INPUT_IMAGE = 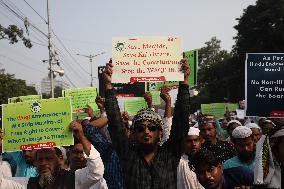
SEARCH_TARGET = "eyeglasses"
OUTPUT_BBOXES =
[134,123,159,133]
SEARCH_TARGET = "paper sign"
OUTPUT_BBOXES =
[146,49,198,90]
[2,97,73,152]
[149,91,161,105]
[63,88,99,113]
[201,103,239,118]
[8,95,42,104]
[112,36,183,83]
[124,98,147,116]
[245,53,284,117]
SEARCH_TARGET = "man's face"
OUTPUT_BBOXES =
[184,135,201,155]
[262,123,273,134]
[200,123,217,143]
[133,120,161,146]
[227,123,240,137]
[251,128,262,143]
[68,143,87,171]
[195,164,223,189]
[233,136,255,162]
[23,149,37,165]
[35,149,59,176]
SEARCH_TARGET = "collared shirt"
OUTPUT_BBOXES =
[83,124,124,189]
[177,154,204,189]
[223,156,255,171]
[0,145,106,189]
[105,84,190,189]
[201,139,236,163]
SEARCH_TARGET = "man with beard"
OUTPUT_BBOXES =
[0,121,105,189]
[103,59,190,189]
[223,126,256,171]
[177,127,204,189]
[199,116,236,163]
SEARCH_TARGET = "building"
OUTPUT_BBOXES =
[40,76,70,94]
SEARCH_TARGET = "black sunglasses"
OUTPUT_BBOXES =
[134,123,159,133]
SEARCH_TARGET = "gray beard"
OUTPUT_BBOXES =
[39,174,55,188]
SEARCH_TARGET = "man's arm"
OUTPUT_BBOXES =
[69,121,105,188]
[166,59,190,157]
[103,60,129,159]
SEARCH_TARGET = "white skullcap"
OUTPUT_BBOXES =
[227,120,242,127]
[83,117,91,120]
[263,119,276,127]
[271,128,284,138]
[187,127,200,136]
[245,123,261,130]
[232,126,252,139]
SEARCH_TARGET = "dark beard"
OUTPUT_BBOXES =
[238,151,255,162]
[39,174,55,188]
[137,143,155,154]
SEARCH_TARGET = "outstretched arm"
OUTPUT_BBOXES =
[166,59,190,157]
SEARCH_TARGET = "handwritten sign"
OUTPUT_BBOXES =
[2,97,73,152]
[8,95,42,104]
[63,88,99,113]
[112,36,183,83]
[246,53,284,117]
[124,98,147,116]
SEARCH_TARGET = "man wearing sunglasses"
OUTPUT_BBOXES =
[103,58,190,189]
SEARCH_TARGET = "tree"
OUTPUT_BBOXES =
[42,86,63,99]
[233,0,284,54]
[0,69,37,105]
[0,24,32,48]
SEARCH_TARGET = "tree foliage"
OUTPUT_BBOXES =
[0,24,32,48]
[0,69,37,105]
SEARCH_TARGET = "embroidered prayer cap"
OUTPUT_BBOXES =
[197,115,215,126]
[132,108,163,128]
[187,127,200,136]
[227,120,242,128]
[245,123,261,130]
[232,126,252,139]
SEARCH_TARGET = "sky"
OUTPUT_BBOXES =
[0,0,257,90]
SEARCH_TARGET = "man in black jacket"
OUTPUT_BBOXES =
[103,58,190,189]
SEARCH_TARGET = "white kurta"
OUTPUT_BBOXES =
[0,145,107,189]
[177,154,204,189]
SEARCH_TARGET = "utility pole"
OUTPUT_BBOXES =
[47,0,54,98]
[77,52,105,87]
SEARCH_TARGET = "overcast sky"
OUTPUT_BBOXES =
[0,0,257,89]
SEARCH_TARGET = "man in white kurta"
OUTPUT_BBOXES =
[177,127,204,189]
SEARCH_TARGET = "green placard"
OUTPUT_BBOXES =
[149,91,161,105]
[147,50,198,91]
[201,103,239,118]
[124,98,147,116]
[63,88,99,113]
[8,95,42,104]
[2,97,73,152]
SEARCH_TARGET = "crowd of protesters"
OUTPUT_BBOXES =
[0,58,283,189]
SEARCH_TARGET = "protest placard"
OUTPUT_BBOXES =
[8,95,42,104]
[63,88,99,113]
[112,36,183,83]
[246,53,284,117]
[201,103,239,118]
[98,66,145,97]
[124,97,147,116]
[146,49,198,90]
[2,97,73,152]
